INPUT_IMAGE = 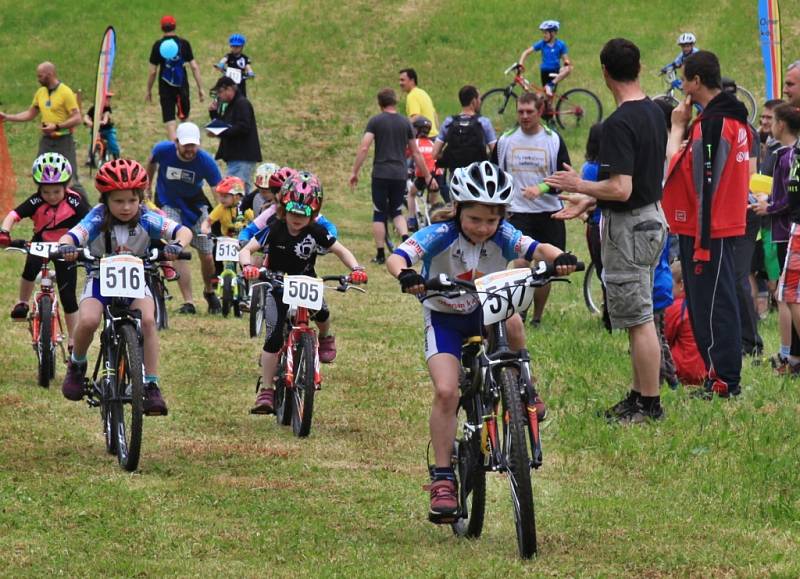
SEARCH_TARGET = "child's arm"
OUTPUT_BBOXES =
[518,46,534,68]
[0,211,17,233]
[101,111,111,126]
[173,225,193,248]
[83,112,93,127]
[245,64,255,77]
[387,253,426,295]
[532,242,578,276]
[328,241,362,271]
[239,237,261,268]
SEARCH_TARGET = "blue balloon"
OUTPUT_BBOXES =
[159,38,179,60]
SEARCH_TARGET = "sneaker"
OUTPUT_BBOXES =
[177,303,196,315]
[691,380,742,400]
[407,217,419,232]
[161,264,180,281]
[204,291,222,314]
[602,391,639,422]
[61,360,87,401]
[143,382,169,416]
[250,387,275,415]
[530,317,541,328]
[427,479,458,521]
[318,335,337,363]
[10,302,29,320]
[771,354,800,377]
[615,400,664,424]
[370,254,386,265]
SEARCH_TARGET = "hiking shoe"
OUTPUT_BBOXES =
[250,387,275,415]
[161,263,180,281]
[427,479,458,521]
[602,392,639,422]
[318,335,337,363]
[143,383,169,416]
[615,400,664,424]
[61,360,87,401]
[177,303,196,315]
[370,254,386,265]
[10,302,29,320]
[204,291,222,314]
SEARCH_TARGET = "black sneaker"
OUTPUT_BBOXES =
[204,292,222,314]
[602,391,639,421]
[143,382,168,416]
[10,302,29,320]
[370,255,386,265]
[178,303,197,315]
[615,400,664,424]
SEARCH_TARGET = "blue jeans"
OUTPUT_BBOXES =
[100,127,120,157]
[226,161,256,194]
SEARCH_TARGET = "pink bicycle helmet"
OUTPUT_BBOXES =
[280,171,323,216]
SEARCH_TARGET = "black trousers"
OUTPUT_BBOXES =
[733,211,763,355]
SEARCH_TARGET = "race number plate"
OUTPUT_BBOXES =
[215,237,240,262]
[29,242,60,258]
[474,268,534,325]
[225,67,242,84]
[283,275,324,310]
[99,255,145,299]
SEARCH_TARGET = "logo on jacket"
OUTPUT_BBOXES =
[675,210,687,223]
[737,128,748,147]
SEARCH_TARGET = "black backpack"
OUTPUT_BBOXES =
[439,114,487,170]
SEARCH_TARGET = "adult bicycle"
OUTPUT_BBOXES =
[5,240,69,388]
[481,63,603,138]
[249,269,365,437]
[422,261,583,558]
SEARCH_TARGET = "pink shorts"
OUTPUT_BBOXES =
[778,223,800,303]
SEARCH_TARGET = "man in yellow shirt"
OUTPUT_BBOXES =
[0,62,86,197]
[399,68,439,138]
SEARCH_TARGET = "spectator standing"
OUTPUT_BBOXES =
[432,85,497,175]
[399,68,439,137]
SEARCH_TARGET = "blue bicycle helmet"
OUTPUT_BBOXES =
[229,33,246,47]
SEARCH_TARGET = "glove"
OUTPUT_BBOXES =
[163,242,183,259]
[0,231,10,247]
[242,265,260,280]
[59,244,80,261]
[554,252,578,269]
[349,266,368,284]
[398,268,425,292]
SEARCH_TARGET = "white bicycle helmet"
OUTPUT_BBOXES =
[539,20,560,31]
[450,162,513,205]
[677,32,696,45]
[254,162,280,189]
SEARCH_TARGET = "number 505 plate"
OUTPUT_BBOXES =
[283,275,324,310]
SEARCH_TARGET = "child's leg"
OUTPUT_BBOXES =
[427,353,460,468]
[72,298,103,358]
[260,351,280,388]
[102,127,121,158]
[407,184,419,217]
[132,297,158,376]
[18,278,35,304]
[54,259,79,343]
[506,313,526,351]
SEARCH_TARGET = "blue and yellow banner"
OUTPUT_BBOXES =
[758,0,782,100]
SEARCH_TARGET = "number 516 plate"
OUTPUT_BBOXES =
[100,255,146,299]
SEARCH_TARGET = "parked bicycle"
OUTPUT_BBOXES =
[481,63,602,139]
[70,247,190,471]
[422,261,583,558]
[5,240,69,388]
[249,269,365,437]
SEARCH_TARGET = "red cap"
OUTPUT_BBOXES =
[160,15,176,30]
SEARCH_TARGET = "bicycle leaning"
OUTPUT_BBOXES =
[422,261,583,559]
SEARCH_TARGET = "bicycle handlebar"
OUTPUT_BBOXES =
[424,261,585,295]
[57,247,192,264]
[505,62,523,75]
[253,269,366,293]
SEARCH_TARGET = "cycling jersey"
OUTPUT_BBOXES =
[406,136,441,177]
[533,39,568,72]
[208,203,253,237]
[11,189,89,242]
[670,47,699,70]
[238,205,337,245]
[68,204,183,260]
[393,220,538,314]
[257,220,336,276]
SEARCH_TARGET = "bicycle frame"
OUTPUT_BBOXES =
[282,305,322,391]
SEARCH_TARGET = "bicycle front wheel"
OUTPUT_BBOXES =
[583,262,603,315]
[452,393,486,539]
[481,88,518,135]
[735,86,758,124]
[291,332,316,437]
[499,367,537,558]
[112,324,144,471]
[37,296,53,388]
[249,284,265,338]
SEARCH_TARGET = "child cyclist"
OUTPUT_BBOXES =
[215,33,254,97]
[201,176,254,238]
[240,172,367,414]
[386,161,577,521]
[240,162,280,216]
[406,116,445,231]
[661,33,698,74]
[517,20,572,96]
[83,92,121,161]
[58,159,192,414]
[0,153,90,345]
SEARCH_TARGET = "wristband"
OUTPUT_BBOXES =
[537,183,551,195]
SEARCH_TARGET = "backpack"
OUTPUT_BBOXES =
[439,114,487,170]
[160,40,186,87]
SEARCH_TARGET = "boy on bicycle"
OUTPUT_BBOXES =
[83,92,121,162]
[661,33,698,74]
[517,20,572,96]
[406,116,444,231]
[386,161,576,521]
[215,33,254,97]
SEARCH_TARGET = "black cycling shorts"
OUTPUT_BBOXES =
[159,83,191,123]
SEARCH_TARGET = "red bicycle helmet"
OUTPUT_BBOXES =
[215,176,246,196]
[280,171,323,216]
[95,159,150,195]
[268,166,298,189]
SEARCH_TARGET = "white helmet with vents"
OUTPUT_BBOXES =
[450,162,513,206]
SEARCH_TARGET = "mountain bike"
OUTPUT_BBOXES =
[206,235,248,318]
[147,262,172,330]
[422,261,583,558]
[481,63,603,138]
[250,269,366,437]
[70,247,190,471]
[5,240,69,388]
[655,65,758,124]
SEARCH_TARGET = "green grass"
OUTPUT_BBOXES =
[2,0,800,575]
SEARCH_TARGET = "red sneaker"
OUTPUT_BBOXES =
[250,387,275,414]
[318,335,337,363]
[427,479,458,520]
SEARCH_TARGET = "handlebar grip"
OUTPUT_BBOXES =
[10,239,28,249]
[177,251,192,261]
[575,261,586,272]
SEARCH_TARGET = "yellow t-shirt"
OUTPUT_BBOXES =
[209,204,254,237]
[31,83,79,137]
[405,87,439,137]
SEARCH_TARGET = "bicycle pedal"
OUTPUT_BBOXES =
[428,511,459,525]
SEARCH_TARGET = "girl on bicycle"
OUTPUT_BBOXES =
[240,162,280,216]
[239,171,367,414]
[386,161,576,521]
[0,153,90,344]
[58,159,192,415]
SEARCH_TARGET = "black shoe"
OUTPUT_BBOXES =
[143,383,169,416]
[10,302,29,320]
[204,292,222,314]
[690,382,742,400]
[615,400,664,424]
[602,392,639,421]
[178,303,197,315]
[370,255,386,265]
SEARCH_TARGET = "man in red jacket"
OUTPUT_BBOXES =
[663,51,751,398]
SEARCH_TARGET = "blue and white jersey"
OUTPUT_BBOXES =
[394,220,538,314]
[68,204,182,259]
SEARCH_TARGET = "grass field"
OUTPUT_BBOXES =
[2,1,800,575]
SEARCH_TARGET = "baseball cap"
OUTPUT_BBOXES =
[176,122,201,145]
[161,15,176,31]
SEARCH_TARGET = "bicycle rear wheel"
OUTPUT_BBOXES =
[222,276,233,317]
[249,284,265,338]
[583,262,603,315]
[291,332,316,437]
[112,324,144,471]
[555,88,602,131]
[499,366,537,558]
[37,296,53,388]
[481,88,518,135]
[451,393,486,539]
[735,86,758,124]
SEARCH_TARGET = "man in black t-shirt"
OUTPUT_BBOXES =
[546,38,668,424]
[145,15,205,141]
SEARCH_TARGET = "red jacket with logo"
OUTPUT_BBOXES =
[662,92,751,261]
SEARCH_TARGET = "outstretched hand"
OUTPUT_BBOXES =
[544,163,581,193]
[552,192,595,221]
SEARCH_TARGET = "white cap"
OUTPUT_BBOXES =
[176,122,201,145]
